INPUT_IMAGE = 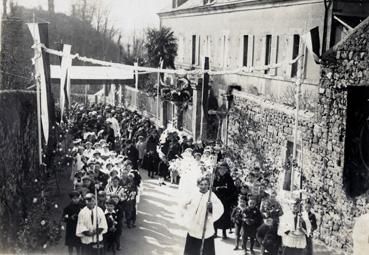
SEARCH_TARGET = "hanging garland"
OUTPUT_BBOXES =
[160,77,193,107]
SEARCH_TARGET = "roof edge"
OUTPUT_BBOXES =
[157,0,321,17]
[323,15,369,57]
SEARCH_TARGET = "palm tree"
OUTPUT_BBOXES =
[145,26,178,69]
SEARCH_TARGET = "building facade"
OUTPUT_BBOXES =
[159,0,369,103]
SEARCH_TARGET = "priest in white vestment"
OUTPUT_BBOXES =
[353,203,369,255]
[76,193,108,255]
[182,176,224,255]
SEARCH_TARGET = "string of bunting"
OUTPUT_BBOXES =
[33,43,303,76]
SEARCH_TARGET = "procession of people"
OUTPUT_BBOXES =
[60,103,322,255]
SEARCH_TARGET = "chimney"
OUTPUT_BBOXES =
[48,0,54,13]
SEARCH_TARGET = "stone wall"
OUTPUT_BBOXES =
[227,17,369,253]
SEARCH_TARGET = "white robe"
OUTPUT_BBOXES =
[353,213,369,255]
[182,190,224,239]
[76,206,108,244]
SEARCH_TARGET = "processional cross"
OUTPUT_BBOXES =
[208,103,229,145]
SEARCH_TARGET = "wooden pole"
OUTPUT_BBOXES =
[84,85,88,105]
[200,57,209,142]
[290,44,305,192]
[95,186,100,254]
[157,59,163,123]
[134,62,139,90]
[37,73,43,165]
[200,155,217,255]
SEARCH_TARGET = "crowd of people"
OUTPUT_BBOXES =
[63,104,157,255]
[60,103,320,255]
[171,143,318,255]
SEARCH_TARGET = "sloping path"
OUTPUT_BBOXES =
[119,177,187,255]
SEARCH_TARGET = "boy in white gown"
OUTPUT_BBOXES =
[182,176,224,255]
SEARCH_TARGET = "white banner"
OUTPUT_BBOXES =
[28,23,50,145]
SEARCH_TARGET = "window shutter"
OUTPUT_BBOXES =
[197,35,201,66]
[269,35,278,76]
[284,35,294,78]
[239,35,244,68]
[225,35,230,68]
[258,35,266,74]
[201,36,206,60]
[248,35,254,67]
[210,36,215,63]
[218,36,223,67]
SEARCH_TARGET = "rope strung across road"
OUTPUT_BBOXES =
[32,43,303,76]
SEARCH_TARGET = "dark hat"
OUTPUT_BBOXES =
[219,161,229,168]
[111,175,120,181]
[93,150,101,155]
[110,193,119,199]
[105,199,115,206]
[110,169,119,176]
[69,190,80,198]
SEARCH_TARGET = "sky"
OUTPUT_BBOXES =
[12,0,170,35]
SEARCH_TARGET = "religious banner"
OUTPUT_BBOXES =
[27,23,52,145]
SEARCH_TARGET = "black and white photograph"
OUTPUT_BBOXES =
[1,0,369,254]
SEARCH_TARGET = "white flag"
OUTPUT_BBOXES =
[27,23,50,144]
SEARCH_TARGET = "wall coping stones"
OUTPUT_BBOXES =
[232,90,315,120]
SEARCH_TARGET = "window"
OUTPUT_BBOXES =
[243,35,249,67]
[203,0,215,4]
[192,35,196,65]
[264,35,272,74]
[291,34,300,77]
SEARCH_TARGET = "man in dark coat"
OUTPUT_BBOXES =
[62,191,83,255]
[104,121,115,150]
[124,140,139,170]
[167,139,182,161]
[213,162,237,239]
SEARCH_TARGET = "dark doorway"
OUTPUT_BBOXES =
[343,86,369,197]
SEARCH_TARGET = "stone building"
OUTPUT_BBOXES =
[158,0,369,252]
